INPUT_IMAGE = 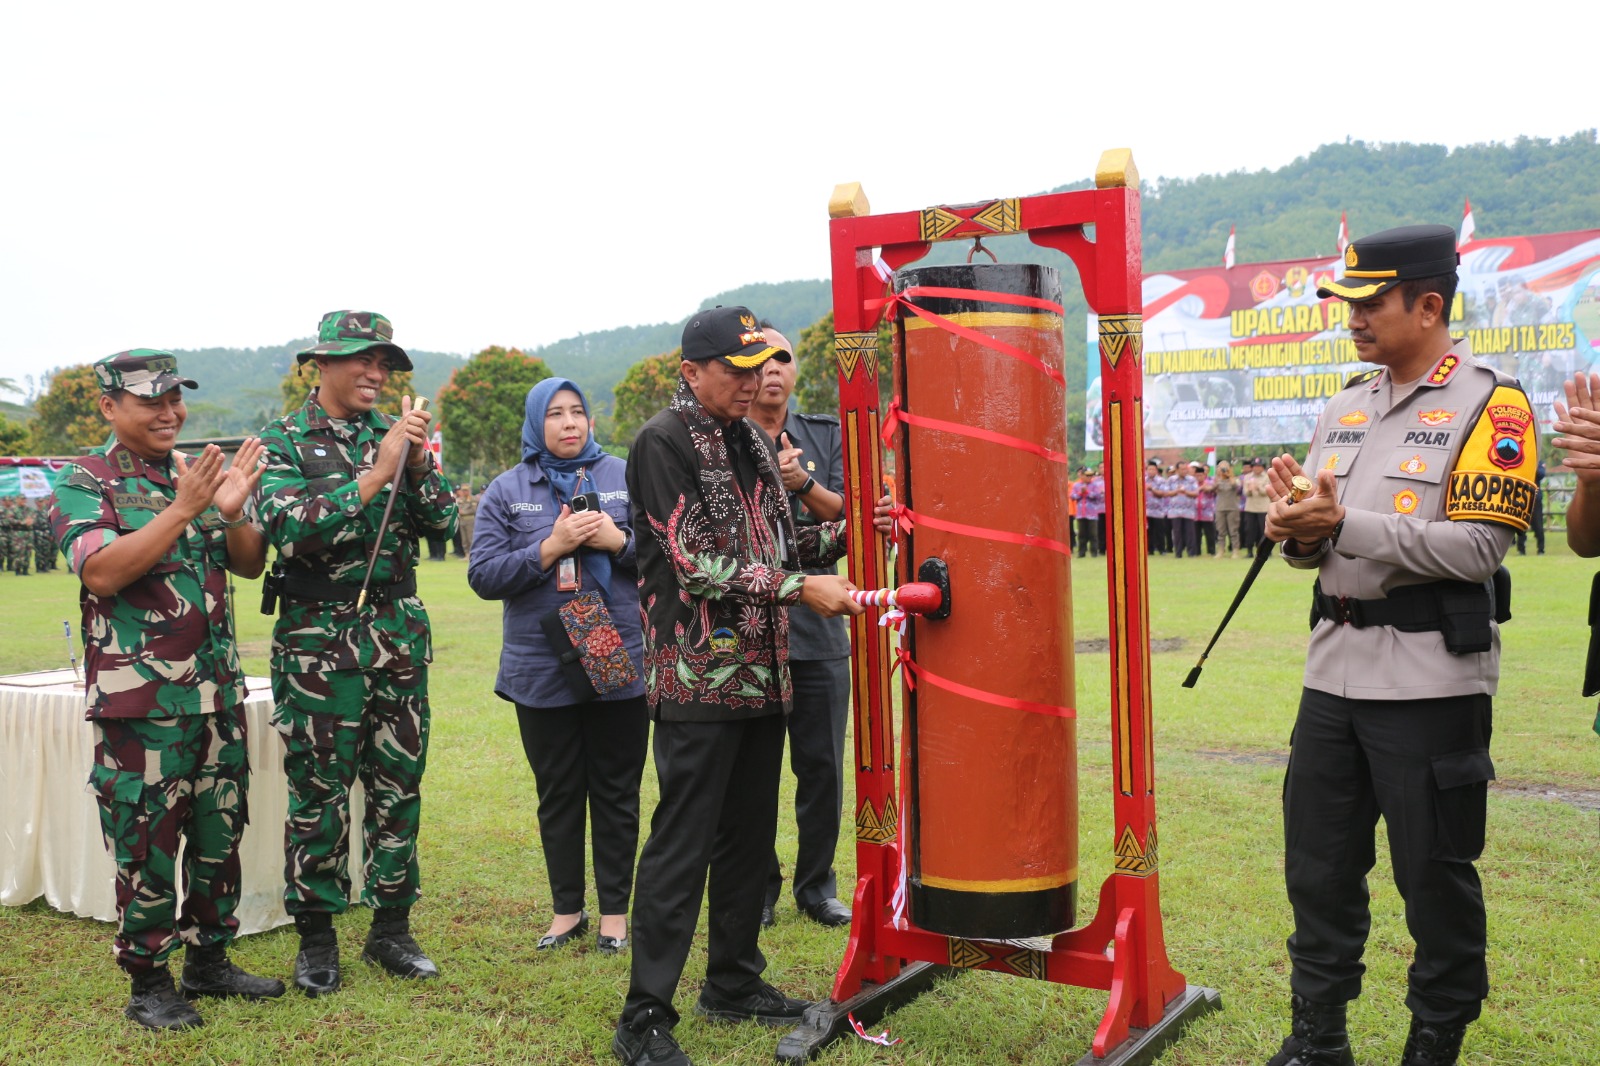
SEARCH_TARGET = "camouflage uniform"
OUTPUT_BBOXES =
[4,494,33,574]
[0,495,13,571]
[32,496,57,571]
[257,353,455,918]
[50,362,249,976]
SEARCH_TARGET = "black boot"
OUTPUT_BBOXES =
[362,905,439,979]
[293,912,341,997]
[1400,1017,1467,1065]
[125,966,204,1031]
[1266,994,1356,1066]
[181,942,286,1000]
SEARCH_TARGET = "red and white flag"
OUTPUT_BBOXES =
[1336,212,1349,256]
[1223,226,1236,269]
[1459,198,1476,247]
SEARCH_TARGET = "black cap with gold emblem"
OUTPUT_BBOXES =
[1318,224,1459,302]
[681,305,790,369]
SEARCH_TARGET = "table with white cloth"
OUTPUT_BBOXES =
[0,669,362,936]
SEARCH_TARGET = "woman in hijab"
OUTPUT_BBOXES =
[467,378,647,955]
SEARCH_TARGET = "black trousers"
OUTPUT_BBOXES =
[766,658,850,909]
[1284,688,1493,1025]
[1197,519,1216,556]
[1170,516,1197,557]
[1074,517,1101,557]
[515,697,649,915]
[1241,510,1267,551]
[1147,516,1170,553]
[623,713,785,1027]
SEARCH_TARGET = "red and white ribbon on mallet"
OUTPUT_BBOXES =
[849,581,944,637]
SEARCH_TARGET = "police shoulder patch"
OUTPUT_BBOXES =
[1344,369,1382,390]
[1444,385,1539,530]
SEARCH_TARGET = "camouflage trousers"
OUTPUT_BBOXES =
[88,709,249,974]
[6,531,28,574]
[271,665,431,914]
[32,530,55,571]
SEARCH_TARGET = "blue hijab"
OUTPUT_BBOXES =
[522,377,607,502]
[521,377,612,596]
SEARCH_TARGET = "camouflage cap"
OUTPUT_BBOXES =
[93,350,199,397]
[295,310,413,371]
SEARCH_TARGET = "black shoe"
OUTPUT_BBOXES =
[799,898,852,927]
[537,911,590,951]
[363,907,440,979]
[694,980,811,1026]
[596,922,628,954]
[759,903,776,929]
[1266,994,1355,1066]
[180,943,285,1000]
[296,928,342,998]
[1401,1017,1467,1065]
[125,967,204,1031]
[613,1009,691,1065]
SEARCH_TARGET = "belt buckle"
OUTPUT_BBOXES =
[1332,596,1356,625]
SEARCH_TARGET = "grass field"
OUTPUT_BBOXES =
[1,544,1597,1065]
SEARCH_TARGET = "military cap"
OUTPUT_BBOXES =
[682,305,790,369]
[1318,224,1459,302]
[295,310,413,371]
[93,349,198,397]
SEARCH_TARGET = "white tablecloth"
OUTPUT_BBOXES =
[1,670,362,936]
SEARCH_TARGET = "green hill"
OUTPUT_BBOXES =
[14,132,1597,438]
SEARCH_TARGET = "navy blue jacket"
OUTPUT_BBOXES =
[467,453,645,707]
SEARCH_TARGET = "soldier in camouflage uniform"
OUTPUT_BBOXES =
[32,495,58,571]
[3,493,32,574]
[256,311,456,996]
[50,350,283,1031]
[0,494,14,572]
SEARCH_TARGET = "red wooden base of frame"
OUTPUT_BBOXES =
[809,158,1218,1062]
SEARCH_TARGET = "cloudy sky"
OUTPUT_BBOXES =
[2,1,1593,396]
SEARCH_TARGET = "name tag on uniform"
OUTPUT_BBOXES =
[112,492,168,513]
[557,556,581,591]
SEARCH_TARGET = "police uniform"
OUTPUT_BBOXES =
[1273,226,1537,1064]
[761,408,852,921]
[51,350,282,1028]
[256,311,456,992]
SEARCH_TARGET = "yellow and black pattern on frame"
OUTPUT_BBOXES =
[1098,314,1143,370]
[834,331,877,382]
[1114,824,1158,877]
[973,198,1021,234]
[855,792,897,845]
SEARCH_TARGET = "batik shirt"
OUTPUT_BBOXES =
[628,378,846,722]
[256,390,456,674]
[51,440,244,720]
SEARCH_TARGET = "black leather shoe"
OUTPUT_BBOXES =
[363,906,440,978]
[294,935,341,997]
[694,981,810,1026]
[363,930,440,978]
[759,903,776,929]
[613,1008,691,1065]
[181,944,286,1000]
[799,898,852,927]
[1265,994,1355,1066]
[126,967,204,1031]
[537,911,590,951]
[597,930,628,955]
[1401,1017,1467,1065]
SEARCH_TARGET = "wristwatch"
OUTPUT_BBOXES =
[798,476,817,496]
[219,514,250,529]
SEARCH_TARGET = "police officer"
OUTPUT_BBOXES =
[1263,226,1536,1066]
[747,323,854,929]
[51,350,282,1030]
[256,311,457,996]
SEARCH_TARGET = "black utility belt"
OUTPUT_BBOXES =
[282,572,417,606]
[1310,569,1510,655]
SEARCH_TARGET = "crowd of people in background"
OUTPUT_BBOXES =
[1066,454,1282,560]
[0,493,58,575]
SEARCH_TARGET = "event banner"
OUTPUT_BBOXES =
[1085,227,1600,451]
[0,463,63,498]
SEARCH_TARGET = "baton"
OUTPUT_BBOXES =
[357,397,428,612]
[1182,475,1312,689]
